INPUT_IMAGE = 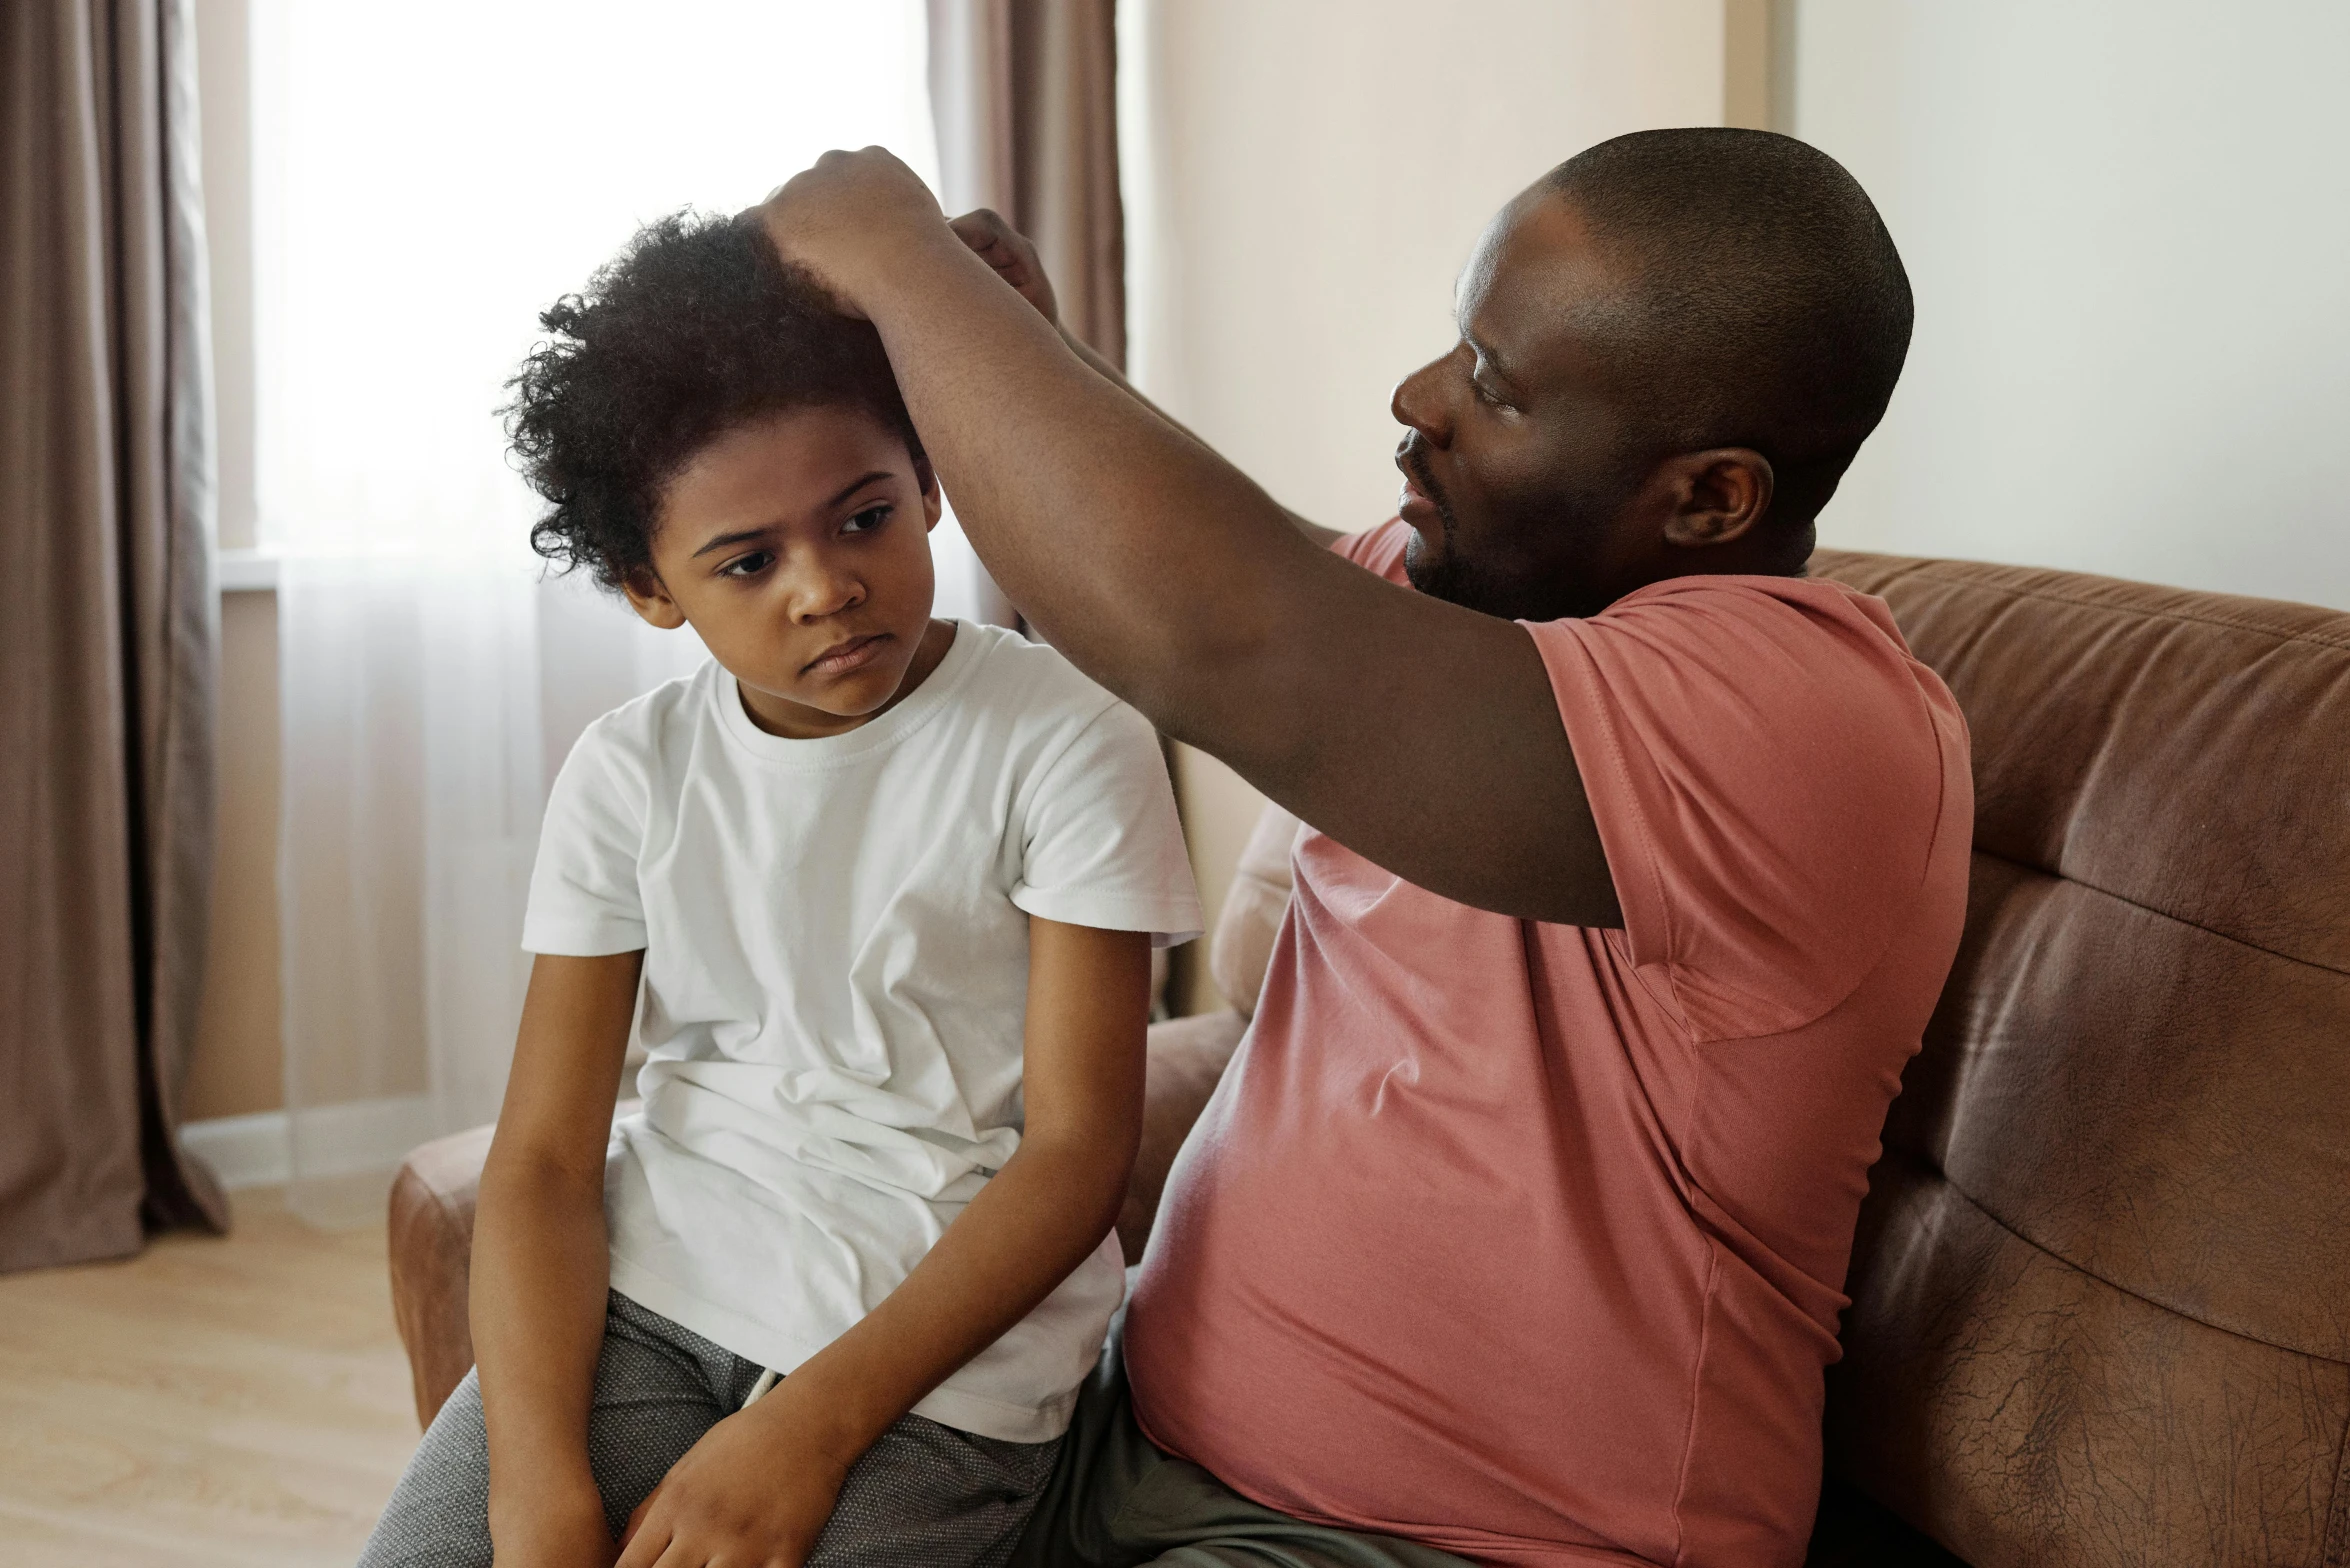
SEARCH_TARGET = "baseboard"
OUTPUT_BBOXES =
[181,1094,441,1191]
[179,1111,291,1189]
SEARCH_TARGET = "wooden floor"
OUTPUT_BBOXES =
[0,1188,419,1567]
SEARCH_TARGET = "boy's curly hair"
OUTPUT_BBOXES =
[504,209,922,592]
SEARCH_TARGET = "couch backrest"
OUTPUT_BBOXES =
[1199,551,2350,1566]
[1813,551,2350,1568]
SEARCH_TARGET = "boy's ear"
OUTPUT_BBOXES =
[915,453,942,532]
[621,566,688,630]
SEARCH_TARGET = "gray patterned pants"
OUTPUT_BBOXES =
[358,1291,1059,1568]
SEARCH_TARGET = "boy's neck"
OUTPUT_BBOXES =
[735,618,960,740]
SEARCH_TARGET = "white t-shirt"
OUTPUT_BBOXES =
[522,621,1201,1442]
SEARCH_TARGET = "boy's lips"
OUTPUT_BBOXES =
[802,632,892,677]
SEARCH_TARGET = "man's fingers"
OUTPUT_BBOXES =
[948,216,1013,261]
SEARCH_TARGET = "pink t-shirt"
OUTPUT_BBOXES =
[1124,521,1972,1568]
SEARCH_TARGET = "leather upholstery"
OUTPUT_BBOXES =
[386,550,2350,1566]
[386,1122,492,1429]
[1806,551,2350,1568]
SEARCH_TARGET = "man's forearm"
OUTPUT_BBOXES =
[853,226,1337,740]
[1053,324,1341,548]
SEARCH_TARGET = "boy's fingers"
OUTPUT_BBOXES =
[614,1506,670,1568]
[619,1488,658,1547]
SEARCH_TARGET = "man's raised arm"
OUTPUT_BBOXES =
[947,209,1343,551]
[757,149,1619,928]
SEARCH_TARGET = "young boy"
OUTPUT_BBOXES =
[357,211,1200,1568]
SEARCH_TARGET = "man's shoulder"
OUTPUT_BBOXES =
[1573,569,1954,730]
[1602,567,1903,640]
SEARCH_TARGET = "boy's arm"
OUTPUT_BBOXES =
[615,917,1152,1568]
[474,951,642,1567]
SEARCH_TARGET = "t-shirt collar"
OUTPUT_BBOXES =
[711,619,981,767]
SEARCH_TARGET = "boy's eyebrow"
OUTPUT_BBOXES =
[689,471,898,558]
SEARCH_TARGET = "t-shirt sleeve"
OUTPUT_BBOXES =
[522,720,649,956]
[1332,517,1412,573]
[1528,582,1954,1042]
[1013,700,1204,947]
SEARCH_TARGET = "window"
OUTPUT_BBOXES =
[238,1,939,1214]
[250,0,936,559]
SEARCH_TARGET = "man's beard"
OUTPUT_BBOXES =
[1399,447,1629,622]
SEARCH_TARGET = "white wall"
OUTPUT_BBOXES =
[1790,0,2350,610]
[1117,0,1729,1010]
[1121,0,1726,532]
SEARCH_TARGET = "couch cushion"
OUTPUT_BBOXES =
[1812,551,2350,1568]
[1208,802,1300,1018]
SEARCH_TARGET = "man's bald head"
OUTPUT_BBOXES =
[1392,128,1912,622]
[1539,128,1912,525]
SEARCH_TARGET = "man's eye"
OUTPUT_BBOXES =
[718,550,774,578]
[1472,380,1512,411]
[844,504,892,535]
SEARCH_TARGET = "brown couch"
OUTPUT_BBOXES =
[388,551,2350,1567]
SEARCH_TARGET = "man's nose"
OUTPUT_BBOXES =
[1391,356,1453,448]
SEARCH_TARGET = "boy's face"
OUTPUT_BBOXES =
[627,405,946,739]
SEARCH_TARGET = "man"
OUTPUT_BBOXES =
[757,128,1972,1568]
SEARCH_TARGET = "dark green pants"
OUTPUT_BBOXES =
[1010,1329,1474,1568]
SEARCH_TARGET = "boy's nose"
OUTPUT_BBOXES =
[788,563,865,622]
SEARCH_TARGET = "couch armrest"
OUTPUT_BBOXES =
[387,1121,496,1429]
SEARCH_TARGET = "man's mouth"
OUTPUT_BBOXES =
[802,632,892,677]
[1396,445,1451,529]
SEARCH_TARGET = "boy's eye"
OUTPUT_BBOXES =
[718,550,775,579]
[843,504,892,535]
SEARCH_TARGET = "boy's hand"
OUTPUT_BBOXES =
[612,1387,857,1568]
[751,147,951,321]
[948,209,1059,326]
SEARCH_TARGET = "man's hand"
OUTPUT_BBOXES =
[948,209,1058,325]
[614,1384,854,1568]
[751,147,949,319]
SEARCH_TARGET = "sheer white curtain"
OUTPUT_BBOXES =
[252,0,955,1221]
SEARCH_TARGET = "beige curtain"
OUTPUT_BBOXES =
[928,0,1127,368]
[0,0,227,1271]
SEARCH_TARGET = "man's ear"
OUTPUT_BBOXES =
[621,566,688,630]
[1659,448,1773,549]
[916,453,943,532]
